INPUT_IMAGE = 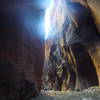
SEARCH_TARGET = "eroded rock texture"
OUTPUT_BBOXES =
[0,0,45,99]
[46,0,100,91]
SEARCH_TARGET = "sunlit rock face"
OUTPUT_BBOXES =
[0,0,45,99]
[46,0,100,91]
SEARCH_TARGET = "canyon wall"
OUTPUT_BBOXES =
[0,0,45,99]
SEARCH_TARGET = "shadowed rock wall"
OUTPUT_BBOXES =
[72,0,100,88]
[0,0,45,99]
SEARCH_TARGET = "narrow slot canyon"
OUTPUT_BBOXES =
[0,0,100,100]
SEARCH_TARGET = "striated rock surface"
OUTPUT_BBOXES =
[45,0,100,91]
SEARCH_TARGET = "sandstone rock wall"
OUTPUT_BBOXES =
[0,1,45,99]
[67,0,100,88]
[46,0,100,91]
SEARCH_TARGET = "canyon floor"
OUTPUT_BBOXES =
[34,87,100,100]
